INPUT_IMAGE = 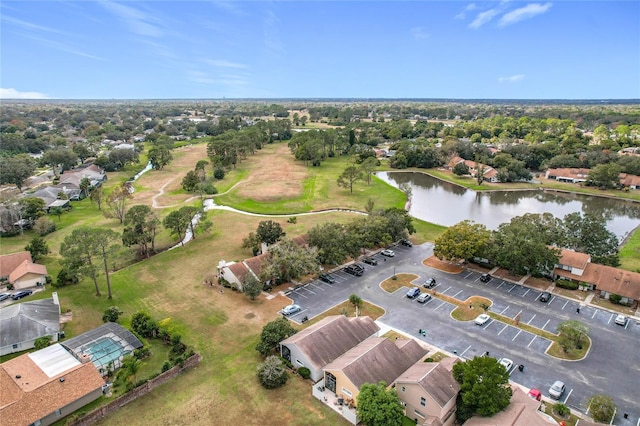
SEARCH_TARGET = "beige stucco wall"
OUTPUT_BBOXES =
[398,382,457,426]
[325,369,360,405]
[13,272,45,290]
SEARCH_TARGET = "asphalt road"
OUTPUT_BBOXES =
[283,243,640,426]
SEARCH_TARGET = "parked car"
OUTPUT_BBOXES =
[480,273,491,283]
[0,292,12,302]
[399,239,413,247]
[406,287,421,299]
[280,304,301,316]
[539,291,551,302]
[362,257,378,266]
[344,265,363,276]
[548,381,566,400]
[498,358,514,372]
[381,249,395,257]
[474,314,490,325]
[319,273,336,284]
[614,314,628,326]
[11,290,33,300]
[416,293,432,303]
[352,263,365,271]
[423,278,437,288]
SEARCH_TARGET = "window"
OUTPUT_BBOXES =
[414,409,425,419]
[420,397,426,407]
[296,359,304,367]
[55,409,62,417]
[325,373,337,393]
[401,386,406,392]
[342,387,352,397]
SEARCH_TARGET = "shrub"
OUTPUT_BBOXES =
[131,311,159,338]
[214,167,225,180]
[102,306,123,323]
[257,356,288,389]
[298,367,311,379]
[134,347,151,360]
[34,335,52,350]
[554,402,570,417]
[202,182,218,195]
[161,360,173,372]
[609,294,622,304]
[556,279,579,290]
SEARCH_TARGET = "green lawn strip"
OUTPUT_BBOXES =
[619,225,640,272]
[380,274,420,293]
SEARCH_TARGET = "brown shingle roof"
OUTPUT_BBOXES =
[557,248,590,270]
[8,260,48,283]
[243,252,269,278]
[546,168,591,179]
[226,262,249,283]
[556,263,640,301]
[395,358,460,408]
[325,337,427,389]
[0,349,104,426]
[281,316,379,371]
[0,252,32,278]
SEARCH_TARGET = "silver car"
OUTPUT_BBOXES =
[548,380,565,399]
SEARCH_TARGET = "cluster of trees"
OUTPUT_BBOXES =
[255,317,297,389]
[434,212,619,276]
[181,160,218,195]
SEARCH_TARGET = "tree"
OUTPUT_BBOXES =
[123,205,159,258]
[104,186,132,224]
[557,320,589,353]
[119,354,142,386]
[19,197,46,225]
[242,232,261,255]
[0,155,36,191]
[90,186,105,210]
[34,335,53,350]
[434,220,491,263]
[453,356,512,422]
[356,382,404,426]
[256,220,286,245]
[257,355,288,389]
[49,206,64,221]
[148,145,173,170]
[163,207,192,245]
[42,148,78,176]
[103,306,123,323]
[337,165,363,193]
[562,212,619,266]
[308,222,359,265]
[93,228,121,299]
[33,216,56,235]
[79,177,91,198]
[587,394,616,423]
[588,163,621,189]
[255,317,297,356]
[260,239,321,284]
[182,171,199,192]
[360,157,379,185]
[243,273,262,300]
[349,293,362,316]
[453,162,470,176]
[195,160,209,181]
[25,236,50,261]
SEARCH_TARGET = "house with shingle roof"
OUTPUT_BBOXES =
[0,251,48,290]
[555,248,591,276]
[394,357,460,426]
[545,168,591,183]
[0,343,105,426]
[280,315,380,382]
[0,297,60,356]
[0,252,32,280]
[322,337,427,413]
[464,386,556,426]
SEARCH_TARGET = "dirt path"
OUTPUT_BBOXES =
[152,179,199,209]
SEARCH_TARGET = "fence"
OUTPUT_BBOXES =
[69,353,202,426]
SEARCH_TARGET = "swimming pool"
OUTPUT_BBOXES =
[85,336,128,370]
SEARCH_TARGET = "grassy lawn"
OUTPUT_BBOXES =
[450,296,492,321]
[619,224,640,272]
[380,274,419,293]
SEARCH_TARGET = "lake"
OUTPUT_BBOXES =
[377,171,640,241]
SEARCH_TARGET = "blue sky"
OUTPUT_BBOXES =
[1,1,638,100]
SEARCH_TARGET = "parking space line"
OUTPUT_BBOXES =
[500,306,510,315]
[464,272,473,279]
[541,319,550,330]
[548,295,555,304]
[497,324,508,335]
[440,286,452,294]
[434,301,447,310]
[561,300,569,310]
[310,283,325,291]
[625,320,630,330]
[527,314,536,324]
[508,284,516,292]
[591,309,598,319]
[451,290,462,299]
[459,345,472,358]
[511,329,522,341]
[513,309,522,319]
[527,335,537,347]
[607,314,614,324]
[294,292,308,299]
[562,389,573,404]
[301,286,316,295]
[497,282,505,289]
[522,289,530,297]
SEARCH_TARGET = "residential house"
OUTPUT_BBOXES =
[0,343,105,426]
[447,156,499,183]
[619,173,640,190]
[318,337,428,424]
[280,315,380,382]
[0,252,33,281]
[394,357,460,426]
[555,249,591,277]
[0,296,60,356]
[545,168,590,183]
[0,251,48,290]
[464,386,556,426]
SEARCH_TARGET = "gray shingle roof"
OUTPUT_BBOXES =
[395,357,460,407]
[0,298,60,348]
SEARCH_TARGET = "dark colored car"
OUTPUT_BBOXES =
[344,265,363,276]
[400,239,413,247]
[539,291,551,302]
[480,273,491,283]
[11,290,33,300]
[319,273,336,284]
[362,257,378,266]
[406,287,421,299]
[423,278,436,288]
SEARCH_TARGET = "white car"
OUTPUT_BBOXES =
[474,314,490,326]
[381,249,395,257]
[416,293,432,303]
[549,380,566,400]
[498,358,513,372]
[280,304,301,316]
[614,314,628,326]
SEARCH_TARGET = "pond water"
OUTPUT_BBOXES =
[377,171,640,241]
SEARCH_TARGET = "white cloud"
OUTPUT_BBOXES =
[2,15,65,34]
[455,3,477,20]
[0,88,50,99]
[411,27,429,40]
[469,9,499,29]
[21,34,105,61]
[204,59,248,69]
[99,1,162,37]
[499,2,552,27]
[498,74,525,83]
